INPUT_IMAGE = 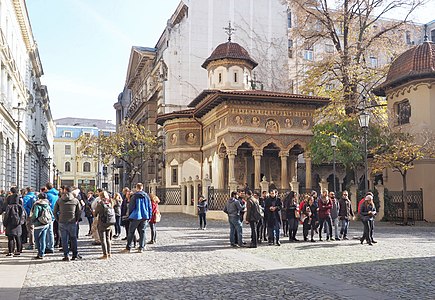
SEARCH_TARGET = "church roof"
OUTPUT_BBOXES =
[156,90,329,124]
[201,41,258,69]
[374,41,435,96]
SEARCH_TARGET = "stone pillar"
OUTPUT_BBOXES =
[186,177,193,206]
[193,175,201,215]
[290,177,299,194]
[279,151,289,189]
[149,179,158,195]
[227,150,238,192]
[202,174,211,200]
[305,154,312,191]
[260,176,269,193]
[180,178,187,206]
[218,153,226,189]
[253,150,262,190]
[289,155,297,182]
[349,182,357,214]
[319,178,328,193]
[375,181,385,221]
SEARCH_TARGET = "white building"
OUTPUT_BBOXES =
[0,0,54,191]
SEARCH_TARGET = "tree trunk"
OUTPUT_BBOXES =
[402,172,409,225]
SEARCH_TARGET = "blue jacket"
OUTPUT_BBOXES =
[128,191,152,220]
[46,188,59,211]
[23,192,37,215]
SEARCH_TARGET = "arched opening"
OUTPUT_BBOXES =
[262,143,281,187]
[235,142,254,189]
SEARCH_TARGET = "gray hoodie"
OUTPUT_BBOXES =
[53,192,82,224]
[224,197,244,217]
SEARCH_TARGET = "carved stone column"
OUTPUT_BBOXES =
[279,151,289,189]
[227,150,237,184]
[253,150,263,190]
[289,155,298,182]
[202,174,211,200]
[305,153,312,191]
[149,179,159,195]
[218,153,225,189]
[375,181,385,221]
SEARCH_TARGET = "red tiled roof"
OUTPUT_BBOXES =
[374,41,435,96]
[201,42,258,69]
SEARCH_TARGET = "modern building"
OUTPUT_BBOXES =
[53,118,116,192]
[374,40,435,222]
[115,0,290,187]
[0,0,54,191]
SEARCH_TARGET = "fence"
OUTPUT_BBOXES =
[385,190,423,221]
[156,187,182,205]
[208,187,230,210]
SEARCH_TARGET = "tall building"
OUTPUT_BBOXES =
[53,118,116,191]
[115,0,290,187]
[0,0,54,191]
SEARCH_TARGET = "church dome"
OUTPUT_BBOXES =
[201,41,258,69]
[374,41,435,96]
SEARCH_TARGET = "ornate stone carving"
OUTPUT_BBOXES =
[265,119,279,133]
[251,116,260,127]
[170,133,177,145]
[235,115,243,125]
[285,118,293,128]
[186,132,197,144]
[301,119,310,129]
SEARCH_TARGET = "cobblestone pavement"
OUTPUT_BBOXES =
[1,213,434,300]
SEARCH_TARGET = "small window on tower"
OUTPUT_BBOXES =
[234,72,238,83]
[218,73,222,83]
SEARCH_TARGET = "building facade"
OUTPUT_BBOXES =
[53,118,116,192]
[0,0,54,191]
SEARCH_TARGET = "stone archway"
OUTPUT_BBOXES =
[261,142,281,188]
[235,142,255,189]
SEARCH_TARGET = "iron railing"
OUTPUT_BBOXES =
[156,187,182,205]
[208,187,230,210]
[385,190,423,221]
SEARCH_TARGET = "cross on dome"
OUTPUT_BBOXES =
[224,21,236,42]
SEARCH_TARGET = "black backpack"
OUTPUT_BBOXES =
[4,203,25,227]
[100,202,116,225]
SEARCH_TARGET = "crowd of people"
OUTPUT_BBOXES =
[221,188,377,248]
[0,182,160,260]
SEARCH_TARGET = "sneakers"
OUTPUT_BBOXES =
[147,240,155,244]
[6,253,13,257]
[71,254,82,260]
[26,245,34,250]
[14,252,21,256]
[98,255,108,260]
[202,227,206,230]
[335,237,341,241]
[137,248,144,253]
[121,248,131,254]
[310,239,316,242]
[276,241,281,246]
[45,249,54,254]
[343,236,349,240]
[34,255,43,260]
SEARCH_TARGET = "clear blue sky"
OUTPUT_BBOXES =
[26,0,180,122]
[26,0,434,123]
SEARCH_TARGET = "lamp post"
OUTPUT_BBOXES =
[358,111,370,194]
[139,142,144,183]
[13,102,25,189]
[330,134,338,194]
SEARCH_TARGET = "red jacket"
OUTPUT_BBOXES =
[358,198,365,214]
[318,199,332,219]
[149,201,159,224]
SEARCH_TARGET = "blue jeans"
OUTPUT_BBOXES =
[340,219,350,237]
[127,219,147,250]
[45,221,55,251]
[59,222,78,257]
[268,223,280,243]
[228,215,242,246]
[34,225,49,257]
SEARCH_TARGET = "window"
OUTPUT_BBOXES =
[83,162,91,172]
[397,100,411,125]
[234,72,238,83]
[64,131,72,138]
[288,39,293,58]
[287,10,292,28]
[325,44,334,53]
[405,31,412,45]
[325,84,334,91]
[83,132,91,137]
[370,56,378,68]
[431,29,435,43]
[64,161,71,172]
[218,73,222,83]
[171,166,178,185]
[65,145,71,155]
[304,43,314,61]
[209,163,213,181]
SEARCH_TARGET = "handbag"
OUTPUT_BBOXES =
[295,210,300,219]
[155,211,161,223]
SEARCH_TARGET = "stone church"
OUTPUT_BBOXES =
[156,39,330,194]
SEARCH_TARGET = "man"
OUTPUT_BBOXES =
[121,183,152,253]
[91,188,103,245]
[23,187,37,250]
[245,190,262,248]
[264,189,282,246]
[318,190,333,241]
[259,191,268,242]
[54,186,82,261]
[329,191,340,240]
[224,191,245,247]
[338,190,354,240]
[45,183,59,252]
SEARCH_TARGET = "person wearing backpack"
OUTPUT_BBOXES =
[23,187,37,250]
[112,192,123,239]
[94,191,116,259]
[45,182,59,254]
[53,186,82,261]
[31,193,54,259]
[2,187,25,256]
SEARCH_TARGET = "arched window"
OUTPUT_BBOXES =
[396,99,411,125]
[64,161,71,172]
[83,162,91,172]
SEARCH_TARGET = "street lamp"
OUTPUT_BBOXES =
[330,134,338,194]
[358,111,370,194]
[12,102,25,189]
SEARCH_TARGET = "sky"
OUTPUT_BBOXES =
[26,0,435,123]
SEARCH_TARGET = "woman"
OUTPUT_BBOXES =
[281,194,289,237]
[197,196,208,230]
[360,195,376,246]
[148,194,160,244]
[31,193,54,259]
[3,187,25,256]
[120,187,131,240]
[113,193,123,238]
[302,195,318,242]
[84,192,95,236]
[286,191,299,242]
[94,191,115,259]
